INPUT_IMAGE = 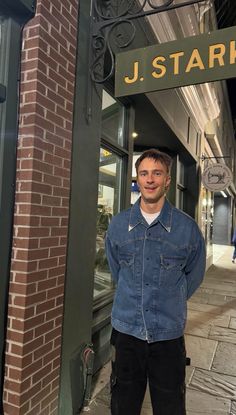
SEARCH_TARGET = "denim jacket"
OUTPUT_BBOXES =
[105,198,206,343]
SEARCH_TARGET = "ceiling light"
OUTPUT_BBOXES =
[132,132,138,139]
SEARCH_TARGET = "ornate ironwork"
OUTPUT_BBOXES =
[201,154,231,161]
[87,0,208,122]
[90,0,207,83]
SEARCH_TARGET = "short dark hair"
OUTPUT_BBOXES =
[135,149,172,175]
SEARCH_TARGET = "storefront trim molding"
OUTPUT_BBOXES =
[86,0,204,122]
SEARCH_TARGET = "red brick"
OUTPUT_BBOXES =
[33,341,53,361]
[9,283,27,295]
[50,246,66,257]
[24,314,45,331]
[48,265,65,278]
[45,306,63,322]
[40,217,60,227]
[11,261,38,273]
[10,344,23,356]
[34,321,54,338]
[4,380,21,394]
[41,389,59,410]
[45,327,62,343]
[21,381,42,405]
[15,270,45,284]
[42,195,61,207]
[38,278,57,292]
[32,362,53,385]
[8,368,21,382]
[42,368,60,388]
[22,337,44,356]
[8,306,35,320]
[38,257,58,270]
[25,404,41,415]
[21,358,43,381]
[31,384,51,407]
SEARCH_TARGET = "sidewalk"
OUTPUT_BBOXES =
[84,245,236,415]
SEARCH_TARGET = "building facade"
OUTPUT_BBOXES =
[0,0,236,414]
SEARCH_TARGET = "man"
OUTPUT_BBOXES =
[105,148,206,415]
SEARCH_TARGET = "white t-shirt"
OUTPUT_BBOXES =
[140,208,160,225]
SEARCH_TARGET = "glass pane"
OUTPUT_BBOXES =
[0,16,5,84]
[201,186,213,258]
[131,154,141,205]
[102,90,125,146]
[0,16,6,125]
[178,161,185,186]
[94,148,122,300]
[177,189,184,210]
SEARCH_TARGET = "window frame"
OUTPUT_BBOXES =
[93,89,134,310]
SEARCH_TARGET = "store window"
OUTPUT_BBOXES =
[94,148,122,300]
[94,90,128,301]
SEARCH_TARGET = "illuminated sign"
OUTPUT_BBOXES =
[115,26,236,97]
[202,164,233,191]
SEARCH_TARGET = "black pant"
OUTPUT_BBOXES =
[110,329,186,415]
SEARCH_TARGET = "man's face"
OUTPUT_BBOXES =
[137,158,171,206]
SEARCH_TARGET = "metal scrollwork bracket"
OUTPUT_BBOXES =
[87,0,207,123]
[201,154,231,161]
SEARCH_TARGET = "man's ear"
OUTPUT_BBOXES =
[165,175,171,190]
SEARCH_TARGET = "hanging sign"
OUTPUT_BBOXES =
[115,25,236,97]
[202,163,233,192]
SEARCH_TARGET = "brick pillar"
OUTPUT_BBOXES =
[3,0,79,413]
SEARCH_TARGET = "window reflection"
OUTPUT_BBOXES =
[176,160,186,210]
[201,186,213,258]
[94,148,122,300]
[102,90,124,146]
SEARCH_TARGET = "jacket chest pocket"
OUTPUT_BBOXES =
[159,255,186,288]
[118,252,134,267]
[118,251,135,287]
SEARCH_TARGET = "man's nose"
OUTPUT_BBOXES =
[146,174,154,182]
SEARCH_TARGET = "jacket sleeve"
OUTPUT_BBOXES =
[105,232,119,284]
[185,225,206,300]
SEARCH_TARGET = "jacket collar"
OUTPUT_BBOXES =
[129,197,173,233]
